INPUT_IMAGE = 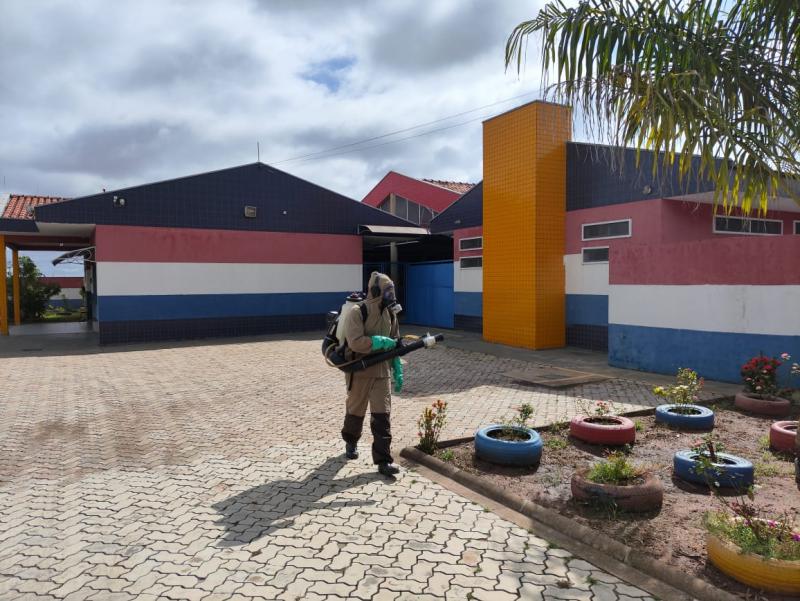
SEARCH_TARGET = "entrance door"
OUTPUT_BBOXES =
[404,261,454,328]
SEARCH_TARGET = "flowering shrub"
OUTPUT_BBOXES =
[653,368,704,410]
[417,400,447,455]
[705,494,800,561]
[741,353,784,396]
[578,399,616,417]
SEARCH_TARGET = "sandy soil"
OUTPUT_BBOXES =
[441,400,800,600]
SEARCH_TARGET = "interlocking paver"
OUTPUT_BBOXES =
[0,337,673,600]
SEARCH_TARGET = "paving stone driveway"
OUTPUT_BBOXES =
[0,336,678,600]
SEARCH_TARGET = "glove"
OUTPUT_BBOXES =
[392,357,403,393]
[371,336,396,352]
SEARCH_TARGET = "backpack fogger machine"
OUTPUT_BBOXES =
[321,293,444,373]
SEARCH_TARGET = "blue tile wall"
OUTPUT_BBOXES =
[34,163,411,235]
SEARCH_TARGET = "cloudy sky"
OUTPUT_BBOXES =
[1,0,572,274]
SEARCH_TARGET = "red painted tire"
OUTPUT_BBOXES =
[569,415,636,446]
[770,421,798,453]
[571,469,663,512]
[734,393,791,416]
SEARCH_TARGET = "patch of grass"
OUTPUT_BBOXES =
[758,435,771,451]
[545,436,568,450]
[587,453,639,485]
[439,449,455,462]
[634,419,644,432]
[547,541,560,550]
[755,462,780,479]
[410,479,417,484]
[473,566,482,574]
[586,575,598,586]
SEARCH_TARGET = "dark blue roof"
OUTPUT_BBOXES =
[0,218,38,233]
[566,142,716,211]
[34,163,411,235]
[429,181,483,233]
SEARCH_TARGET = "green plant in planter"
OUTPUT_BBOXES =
[690,435,728,481]
[653,368,704,414]
[705,490,800,561]
[587,452,640,485]
[495,403,535,441]
[578,398,620,423]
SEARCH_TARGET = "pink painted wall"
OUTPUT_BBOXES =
[660,200,797,242]
[362,171,461,212]
[566,198,799,254]
[610,236,800,285]
[565,199,663,254]
[454,226,483,260]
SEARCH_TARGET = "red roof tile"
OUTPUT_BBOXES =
[1,194,67,220]
[421,179,475,195]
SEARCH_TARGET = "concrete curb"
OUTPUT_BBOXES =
[400,445,741,601]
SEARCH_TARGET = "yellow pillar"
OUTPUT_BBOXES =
[12,248,20,326]
[0,236,7,335]
[482,101,571,349]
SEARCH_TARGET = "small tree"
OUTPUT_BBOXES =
[6,256,61,321]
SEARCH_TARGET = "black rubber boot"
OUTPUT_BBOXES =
[345,442,358,460]
[370,412,393,465]
[377,462,400,477]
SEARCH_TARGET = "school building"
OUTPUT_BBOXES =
[1,101,797,383]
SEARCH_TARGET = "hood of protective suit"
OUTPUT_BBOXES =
[367,272,394,300]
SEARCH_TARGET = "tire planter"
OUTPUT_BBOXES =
[569,415,635,446]
[673,450,754,489]
[707,532,800,594]
[734,392,792,416]
[654,404,714,430]
[474,424,542,467]
[769,420,798,453]
[571,468,663,512]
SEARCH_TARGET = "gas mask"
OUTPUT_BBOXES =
[381,285,402,315]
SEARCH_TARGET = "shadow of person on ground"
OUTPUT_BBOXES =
[212,454,382,547]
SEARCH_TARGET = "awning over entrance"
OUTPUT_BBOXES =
[53,246,95,265]
[358,224,429,236]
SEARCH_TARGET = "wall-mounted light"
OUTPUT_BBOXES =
[112,196,126,207]
[244,205,257,218]
[642,185,652,195]
[281,210,288,215]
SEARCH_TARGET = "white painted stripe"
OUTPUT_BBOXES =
[96,262,362,296]
[454,264,482,293]
[564,253,609,295]
[609,284,800,336]
[51,288,82,300]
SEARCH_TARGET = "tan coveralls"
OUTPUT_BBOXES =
[340,272,399,464]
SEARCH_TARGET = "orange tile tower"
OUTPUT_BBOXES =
[482,100,571,348]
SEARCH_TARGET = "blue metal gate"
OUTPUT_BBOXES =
[403,261,454,328]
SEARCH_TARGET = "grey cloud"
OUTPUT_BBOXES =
[38,120,205,178]
[118,38,265,90]
[367,1,522,73]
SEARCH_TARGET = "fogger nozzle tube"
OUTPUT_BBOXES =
[323,333,444,373]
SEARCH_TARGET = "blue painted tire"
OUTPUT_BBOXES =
[655,404,714,430]
[673,450,754,489]
[475,425,542,467]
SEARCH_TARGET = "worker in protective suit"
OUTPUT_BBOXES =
[340,272,404,476]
